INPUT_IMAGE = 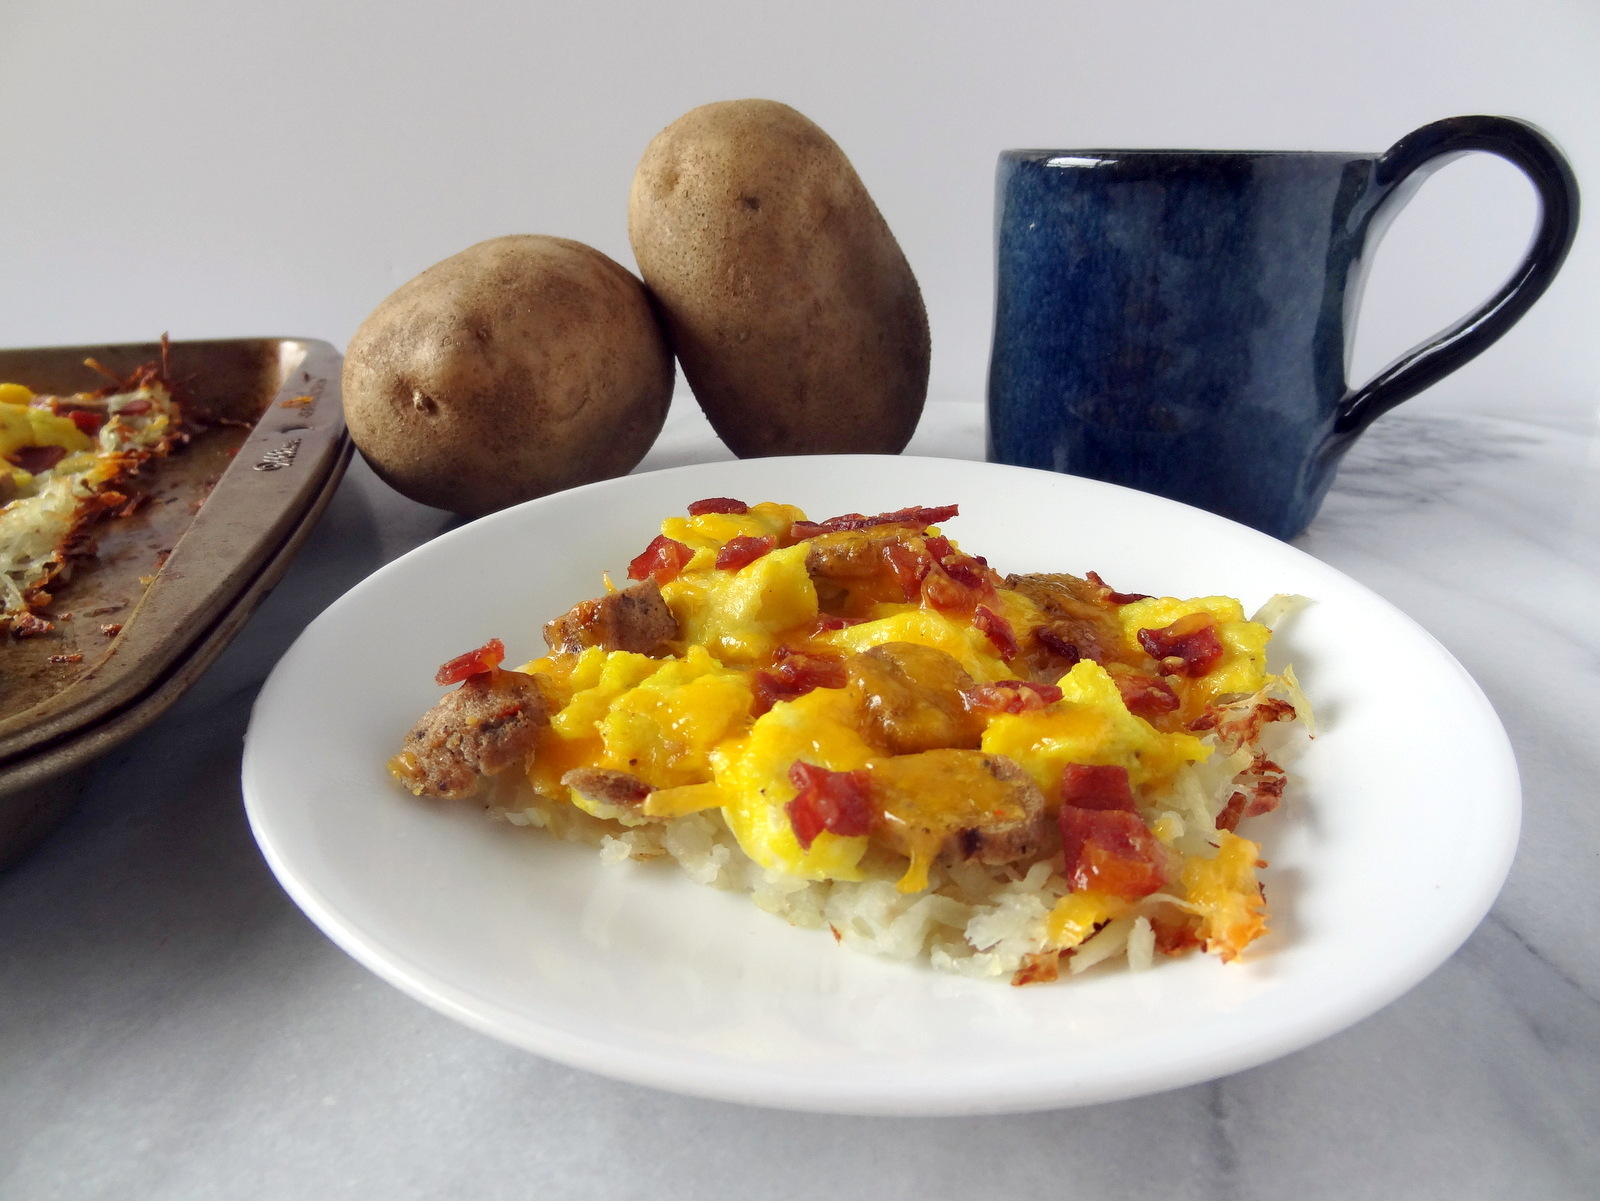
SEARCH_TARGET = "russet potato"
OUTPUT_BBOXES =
[342,235,673,516]
[629,100,929,457]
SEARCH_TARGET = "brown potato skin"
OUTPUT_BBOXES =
[343,235,673,516]
[628,100,929,457]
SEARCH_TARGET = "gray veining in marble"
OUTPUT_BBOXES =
[3,396,1597,1200]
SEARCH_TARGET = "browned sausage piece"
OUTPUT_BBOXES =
[804,529,905,583]
[845,642,983,754]
[1003,572,1125,676]
[396,668,552,798]
[866,750,1049,867]
[562,767,654,809]
[542,578,678,656]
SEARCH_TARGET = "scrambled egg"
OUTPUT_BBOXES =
[463,500,1304,975]
[388,499,1310,983]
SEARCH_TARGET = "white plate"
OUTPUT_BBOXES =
[242,455,1519,1115]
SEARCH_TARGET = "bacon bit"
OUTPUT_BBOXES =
[881,540,930,600]
[752,647,847,715]
[1061,763,1137,812]
[1033,626,1084,664]
[1113,671,1180,719]
[715,534,775,571]
[1011,951,1062,986]
[7,445,69,475]
[687,497,748,516]
[434,637,506,686]
[918,533,999,611]
[1215,754,1287,830]
[1137,612,1224,678]
[48,652,84,664]
[12,612,54,638]
[961,679,1062,715]
[972,604,1019,659]
[100,623,123,637]
[789,504,959,541]
[785,761,875,849]
[68,409,106,434]
[1085,570,1152,605]
[920,568,970,612]
[829,924,843,942]
[116,399,153,416]
[627,535,695,586]
[1060,806,1168,899]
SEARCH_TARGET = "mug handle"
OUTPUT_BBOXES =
[1334,115,1580,437]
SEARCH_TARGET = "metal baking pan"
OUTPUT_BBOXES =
[0,337,349,862]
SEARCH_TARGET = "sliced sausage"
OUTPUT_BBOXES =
[1003,572,1125,677]
[542,578,678,656]
[845,642,983,754]
[396,668,551,799]
[561,767,654,809]
[867,749,1050,867]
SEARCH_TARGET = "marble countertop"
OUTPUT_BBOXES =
[3,398,1596,1200]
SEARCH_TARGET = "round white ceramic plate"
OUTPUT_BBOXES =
[242,455,1519,1115]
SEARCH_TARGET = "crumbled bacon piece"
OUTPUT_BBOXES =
[925,536,993,591]
[11,612,54,638]
[627,535,695,586]
[434,637,506,686]
[116,399,153,416]
[1060,763,1136,812]
[1137,612,1224,677]
[1113,671,1180,719]
[789,504,959,541]
[960,679,1062,715]
[1059,805,1168,899]
[7,445,69,475]
[715,534,775,571]
[1011,951,1062,986]
[972,605,1019,659]
[687,497,748,516]
[48,653,84,664]
[68,409,106,434]
[881,540,931,600]
[1215,754,1287,830]
[785,761,875,849]
[100,623,122,637]
[1085,570,1152,605]
[752,647,848,715]
[1033,626,1084,664]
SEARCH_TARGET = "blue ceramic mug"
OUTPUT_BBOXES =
[986,116,1580,538]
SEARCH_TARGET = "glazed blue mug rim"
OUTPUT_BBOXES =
[1005,148,1373,160]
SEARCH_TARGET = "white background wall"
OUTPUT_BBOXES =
[2,0,1595,419]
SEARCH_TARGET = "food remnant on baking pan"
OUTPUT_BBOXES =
[0,354,187,639]
[390,501,1311,984]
